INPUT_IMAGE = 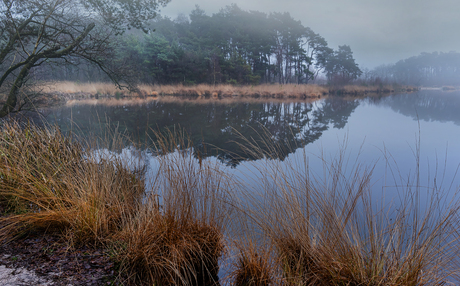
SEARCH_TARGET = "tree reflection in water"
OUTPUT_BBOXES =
[45,97,360,167]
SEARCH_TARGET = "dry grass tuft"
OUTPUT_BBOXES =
[113,128,232,285]
[234,127,460,285]
[228,243,275,286]
[0,121,145,244]
[116,206,223,285]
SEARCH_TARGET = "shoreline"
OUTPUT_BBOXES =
[40,82,418,99]
[5,82,419,107]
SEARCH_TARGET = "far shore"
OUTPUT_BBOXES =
[0,82,421,108]
[36,82,418,101]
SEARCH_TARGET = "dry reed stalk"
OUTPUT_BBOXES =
[113,127,234,285]
[0,121,145,244]
[233,126,460,285]
[228,244,275,286]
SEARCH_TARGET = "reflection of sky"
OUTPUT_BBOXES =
[228,96,460,213]
[304,100,460,205]
[94,92,460,282]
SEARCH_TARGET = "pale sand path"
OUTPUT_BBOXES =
[0,265,54,286]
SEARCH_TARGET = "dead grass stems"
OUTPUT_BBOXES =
[230,127,460,285]
[38,82,418,104]
[1,120,459,285]
[0,121,233,285]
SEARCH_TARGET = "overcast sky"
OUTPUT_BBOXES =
[159,0,460,69]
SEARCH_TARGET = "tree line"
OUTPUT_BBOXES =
[36,4,363,86]
[363,51,460,86]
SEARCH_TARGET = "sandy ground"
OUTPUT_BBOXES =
[0,263,55,285]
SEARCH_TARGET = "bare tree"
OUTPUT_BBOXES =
[0,0,170,117]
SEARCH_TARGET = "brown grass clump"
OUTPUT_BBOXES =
[116,206,223,285]
[0,120,144,242]
[0,122,231,285]
[235,128,460,285]
[229,246,274,286]
[0,121,145,244]
[113,128,232,285]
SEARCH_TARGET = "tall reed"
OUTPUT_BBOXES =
[0,120,145,244]
[113,128,233,285]
[232,127,460,285]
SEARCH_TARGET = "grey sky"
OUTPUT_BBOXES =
[159,0,460,69]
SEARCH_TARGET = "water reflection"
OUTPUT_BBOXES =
[368,89,460,125]
[45,97,359,167]
[43,89,460,170]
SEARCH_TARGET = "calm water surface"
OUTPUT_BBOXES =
[44,89,460,197]
[42,89,460,281]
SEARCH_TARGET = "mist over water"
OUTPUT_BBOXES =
[41,90,460,282]
[43,90,460,198]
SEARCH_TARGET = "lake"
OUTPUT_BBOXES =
[40,88,460,282]
[43,89,460,195]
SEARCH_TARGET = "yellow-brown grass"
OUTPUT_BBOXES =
[150,83,328,99]
[0,121,145,244]
[38,82,420,105]
[226,240,276,286]
[233,127,460,285]
[113,128,233,285]
[38,81,127,95]
[40,82,329,99]
[0,122,232,285]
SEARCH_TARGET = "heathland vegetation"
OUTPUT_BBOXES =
[2,2,460,284]
[1,121,460,285]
